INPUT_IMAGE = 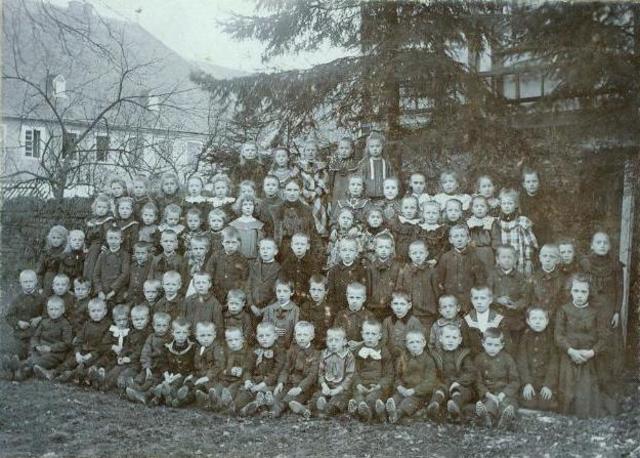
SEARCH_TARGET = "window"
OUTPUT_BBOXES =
[62,131,78,160]
[52,75,66,98]
[96,135,109,162]
[186,140,203,164]
[24,128,42,158]
[147,95,159,112]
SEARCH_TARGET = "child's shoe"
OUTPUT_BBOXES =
[55,370,74,383]
[475,401,492,428]
[126,387,147,405]
[208,388,220,410]
[220,388,233,407]
[374,399,386,420]
[195,390,209,408]
[289,401,311,419]
[316,396,327,412]
[497,405,515,429]
[240,401,259,417]
[175,386,189,404]
[33,365,55,380]
[256,391,266,406]
[426,401,440,421]
[447,399,461,421]
[357,401,372,422]
[347,399,357,415]
[386,398,399,424]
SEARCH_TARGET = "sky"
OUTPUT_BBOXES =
[48,0,348,73]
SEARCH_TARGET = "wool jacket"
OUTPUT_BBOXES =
[317,348,355,391]
[6,291,45,340]
[394,349,438,397]
[396,262,438,318]
[278,343,320,392]
[517,327,558,390]
[474,351,520,399]
[93,248,130,297]
[248,344,287,387]
[247,259,281,309]
[365,257,402,313]
[30,316,73,354]
[193,343,226,381]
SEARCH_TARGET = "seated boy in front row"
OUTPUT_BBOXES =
[349,320,393,422]
[426,324,476,422]
[474,327,520,429]
[385,330,437,424]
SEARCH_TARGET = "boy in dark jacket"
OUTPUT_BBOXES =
[93,227,130,304]
[4,270,45,362]
[327,237,367,311]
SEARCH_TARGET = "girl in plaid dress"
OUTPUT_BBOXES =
[496,188,538,276]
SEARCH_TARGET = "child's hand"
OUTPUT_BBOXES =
[578,349,595,361]
[112,344,122,354]
[274,383,284,395]
[356,384,367,394]
[30,316,43,327]
[230,366,243,377]
[100,245,107,253]
[287,386,302,397]
[250,305,261,316]
[244,380,254,390]
[347,340,360,350]
[121,357,131,364]
[98,291,106,300]
[524,260,534,276]
[117,356,125,365]
[486,392,499,405]
[36,345,51,353]
[17,320,30,330]
[611,312,620,328]
[427,259,438,268]
[321,384,331,396]
[195,376,209,386]
[540,386,553,400]
[449,382,460,393]
[568,348,587,364]
[106,291,115,300]
[145,368,153,379]
[397,385,407,397]
[497,392,506,403]
[522,383,535,400]
[405,388,416,397]
[75,352,84,364]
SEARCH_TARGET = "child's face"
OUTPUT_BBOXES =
[69,233,84,250]
[173,325,190,344]
[275,284,293,305]
[539,247,559,271]
[284,182,301,202]
[241,200,255,217]
[225,330,244,350]
[263,178,279,197]
[326,331,347,353]
[274,149,288,166]
[471,199,488,218]
[346,288,366,311]
[408,244,428,265]
[256,327,277,349]
[309,282,327,302]
[94,201,109,217]
[496,249,516,271]
[222,236,240,254]
[20,274,38,293]
[390,297,411,319]
[162,178,178,195]
[367,211,383,228]
[49,232,65,248]
[570,280,590,306]
[132,180,146,197]
[482,336,504,357]
[348,178,364,197]
[338,241,358,264]
[591,233,610,256]
[401,199,418,219]
[294,327,313,347]
[337,211,354,229]
[193,275,211,295]
[445,202,462,221]
[142,209,157,225]
[558,244,575,264]
[439,298,460,320]
[405,333,426,356]
[471,288,492,314]
[500,196,517,215]
[118,202,133,219]
[106,232,122,250]
[213,181,229,198]
[165,213,180,226]
[526,310,549,333]
[196,326,216,347]
[409,175,426,195]
[440,174,459,194]
[302,144,317,161]
[47,302,65,320]
[423,205,440,225]
[88,304,107,322]
[337,140,352,160]
[111,182,125,198]
[74,282,90,299]
[208,215,225,231]
[523,173,540,195]
[52,278,70,296]
[367,139,383,157]
[153,318,170,335]
[361,323,382,347]
[114,314,129,329]
[227,298,244,315]
[383,180,399,200]
[375,239,393,260]
[241,144,258,160]
[439,328,462,351]
[144,286,160,303]
[134,246,150,265]
[449,229,469,250]
[291,236,310,257]
[162,277,180,296]
[187,178,203,196]
[186,214,202,230]
[160,234,178,253]
[478,177,495,198]
[259,241,277,262]
[132,312,149,330]
[191,242,208,259]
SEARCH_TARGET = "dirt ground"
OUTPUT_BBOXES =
[0,378,638,458]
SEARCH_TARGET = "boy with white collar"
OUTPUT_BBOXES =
[461,285,511,356]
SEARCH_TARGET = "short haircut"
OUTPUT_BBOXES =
[495,244,516,256]
[153,312,171,323]
[275,277,293,290]
[338,236,358,249]
[366,131,385,146]
[471,284,492,296]
[186,207,203,219]
[87,297,107,311]
[521,166,539,179]
[112,304,130,318]
[291,232,309,242]
[239,179,256,191]
[172,318,190,329]
[471,195,488,207]
[294,320,315,336]
[162,270,182,285]
[405,330,426,342]
[208,208,228,223]
[556,237,576,248]
[131,304,150,316]
[52,273,70,285]
[383,176,399,186]
[263,174,280,185]
[222,226,241,241]
[449,224,469,237]
[196,321,216,332]
[192,271,211,281]
[408,240,427,251]
[336,207,355,220]
[374,232,395,246]
[161,172,179,186]
[365,207,383,218]
[482,327,504,342]
[73,277,91,288]
[47,296,65,309]
[361,319,381,332]
[161,229,177,239]
[133,241,152,252]
[569,273,590,287]
[440,169,459,182]
[499,187,519,203]
[326,327,346,339]
[526,306,549,319]
[225,327,244,338]
[141,202,159,216]
[258,238,277,249]
[347,281,366,293]
[144,279,161,290]
[422,200,440,211]
[444,198,463,210]
[440,323,462,337]
[164,204,182,218]
[106,226,122,237]
[540,244,560,256]
[391,291,411,303]
[309,274,328,287]
[227,289,246,302]
[256,322,276,334]
[190,236,210,247]
[438,294,459,307]
[401,195,419,207]
[348,174,364,187]
[19,269,37,281]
